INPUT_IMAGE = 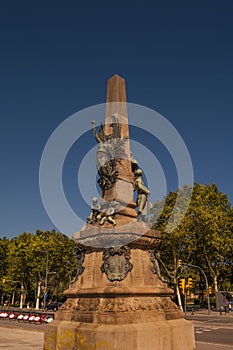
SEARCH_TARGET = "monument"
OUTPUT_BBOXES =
[44,75,195,350]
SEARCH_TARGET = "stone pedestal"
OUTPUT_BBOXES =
[44,225,195,350]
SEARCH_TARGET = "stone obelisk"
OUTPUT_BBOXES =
[101,74,137,222]
[44,75,195,350]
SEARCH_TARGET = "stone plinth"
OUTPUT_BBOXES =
[44,226,195,350]
[44,319,195,350]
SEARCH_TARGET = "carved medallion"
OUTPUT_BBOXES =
[101,247,133,281]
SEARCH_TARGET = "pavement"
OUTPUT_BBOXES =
[186,308,233,324]
[187,308,233,317]
[0,326,44,349]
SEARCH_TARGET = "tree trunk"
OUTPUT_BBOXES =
[20,283,24,309]
[176,284,183,312]
[20,293,23,309]
[214,275,218,291]
[11,291,15,306]
[35,281,41,310]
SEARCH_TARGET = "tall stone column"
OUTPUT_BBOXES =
[99,74,136,221]
[44,75,196,350]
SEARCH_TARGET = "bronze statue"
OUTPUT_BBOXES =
[99,200,119,226]
[87,197,102,224]
[91,119,126,194]
[134,168,151,216]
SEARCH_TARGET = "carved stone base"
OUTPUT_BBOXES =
[52,295,182,324]
[44,247,195,349]
[44,319,195,350]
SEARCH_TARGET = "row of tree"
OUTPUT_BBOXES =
[152,183,233,297]
[0,230,77,307]
[0,183,232,307]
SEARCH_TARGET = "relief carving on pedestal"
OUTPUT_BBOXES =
[76,298,100,311]
[101,246,133,281]
[70,248,85,283]
[149,250,167,283]
[98,297,179,312]
[61,296,179,313]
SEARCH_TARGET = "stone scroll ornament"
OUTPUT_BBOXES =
[149,250,167,283]
[101,246,133,281]
[70,248,85,283]
[91,118,127,193]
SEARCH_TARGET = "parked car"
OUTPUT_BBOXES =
[45,302,63,311]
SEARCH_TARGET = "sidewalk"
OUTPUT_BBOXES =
[186,308,233,318]
[0,326,44,350]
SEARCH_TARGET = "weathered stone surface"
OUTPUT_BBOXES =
[65,248,167,294]
[49,249,184,330]
[105,75,128,138]
[44,319,195,350]
[73,220,160,249]
[102,75,136,218]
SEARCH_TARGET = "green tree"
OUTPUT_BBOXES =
[188,183,233,291]
[152,183,233,298]
[4,230,77,306]
[0,237,10,303]
[0,237,9,279]
[33,230,77,300]
[152,185,195,309]
[6,232,35,304]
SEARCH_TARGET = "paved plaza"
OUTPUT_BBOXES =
[0,326,44,350]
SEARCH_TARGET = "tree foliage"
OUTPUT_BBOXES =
[0,230,77,306]
[152,183,233,293]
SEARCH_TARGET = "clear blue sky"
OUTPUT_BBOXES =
[0,1,232,238]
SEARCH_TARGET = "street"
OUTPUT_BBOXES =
[188,312,233,350]
[195,324,233,349]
